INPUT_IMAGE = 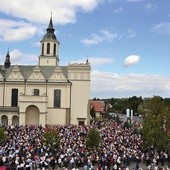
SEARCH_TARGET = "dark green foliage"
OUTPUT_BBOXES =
[141,96,170,152]
[142,115,169,151]
[128,96,143,114]
[0,127,7,144]
[42,129,60,152]
[103,96,143,114]
[86,128,101,149]
[90,106,96,118]
[163,98,170,106]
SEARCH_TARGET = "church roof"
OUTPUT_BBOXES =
[0,65,68,80]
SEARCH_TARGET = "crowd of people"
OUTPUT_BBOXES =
[0,118,170,170]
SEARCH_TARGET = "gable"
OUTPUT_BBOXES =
[6,66,25,81]
[27,66,46,82]
[48,67,67,82]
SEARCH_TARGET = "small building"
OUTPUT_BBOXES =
[90,100,105,117]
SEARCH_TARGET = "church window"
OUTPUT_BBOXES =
[11,89,18,107]
[33,89,39,96]
[54,89,61,108]
[54,44,56,55]
[47,43,50,54]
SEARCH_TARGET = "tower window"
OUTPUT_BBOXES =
[47,43,50,54]
[54,89,61,108]
[11,89,18,107]
[54,44,56,55]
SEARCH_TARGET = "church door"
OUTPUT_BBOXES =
[25,105,39,125]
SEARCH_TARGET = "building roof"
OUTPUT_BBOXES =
[0,65,68,80]
[90,100,105,112]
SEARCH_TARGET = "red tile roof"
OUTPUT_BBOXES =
[90,101,105,112]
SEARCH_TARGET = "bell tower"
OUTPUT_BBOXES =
[39,15,60,66]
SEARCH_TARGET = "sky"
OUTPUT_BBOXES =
[0,0,170,99]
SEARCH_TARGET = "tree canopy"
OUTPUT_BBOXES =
[140,96,170,151]
[0,127,7,145]
[42,129,60,153]
[86,128,101,149]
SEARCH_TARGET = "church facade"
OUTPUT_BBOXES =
[0,17,91,126]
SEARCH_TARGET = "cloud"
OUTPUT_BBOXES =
[91,71,170,98]
[124,55,140,66]
[10,49,22,61]
[0,19,37,41]
[70,57,114,66]
[81,28,136,46]
[117,28,136,40]
[81,29,118,46]
[89,57,114,65]
[127,29,136,38]
[152,22,170,35]
[113,7,124,14]
[9,49,37,65]
[145,3,157,11]
[0,0,102,25]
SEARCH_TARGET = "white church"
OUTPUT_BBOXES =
[0,16,91,126]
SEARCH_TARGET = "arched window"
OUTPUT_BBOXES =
[42,43,44,55]
[54,89,61,108]
[11,89,18,107]
[47,43,50,54]
[53,44,56,55]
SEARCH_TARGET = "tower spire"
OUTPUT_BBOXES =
[42,13,57,40]
[4,49,11,68]
[47,12,54,31]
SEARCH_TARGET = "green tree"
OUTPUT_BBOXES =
[128,96,143,114]
[163,98,170,107]
[86,128,101,149]
[141,96,170,151]
[42,129,60,153]
[0,127,7,144]
[138,96,164,116]
[142,114,169,150]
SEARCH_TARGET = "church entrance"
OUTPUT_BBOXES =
[1,115,8,126]
[25,105,39,125]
